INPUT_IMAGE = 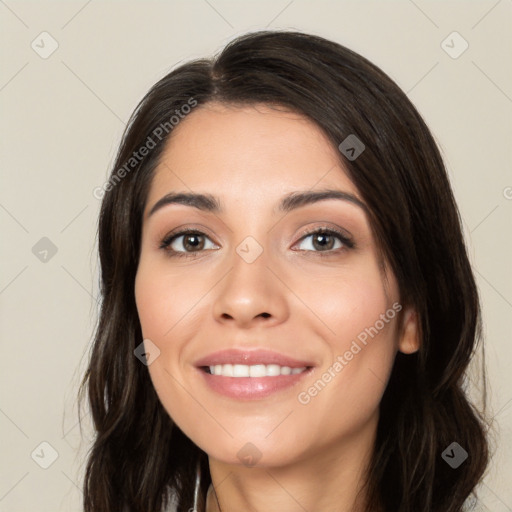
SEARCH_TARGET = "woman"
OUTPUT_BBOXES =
[79,30,489,512]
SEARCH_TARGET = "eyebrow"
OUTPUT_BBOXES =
[147,189,368,219]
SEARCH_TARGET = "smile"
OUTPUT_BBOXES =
[205,364,308,377]
[194,348,315,399]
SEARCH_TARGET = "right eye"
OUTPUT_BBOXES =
[159,230,218,258]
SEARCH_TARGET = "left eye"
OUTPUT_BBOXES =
[295,229,352,252]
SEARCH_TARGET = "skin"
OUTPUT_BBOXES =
[135,102,419,512]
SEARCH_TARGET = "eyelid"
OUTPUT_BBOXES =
[158,223,216,244]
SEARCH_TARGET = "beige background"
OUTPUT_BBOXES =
[1,1,511,510]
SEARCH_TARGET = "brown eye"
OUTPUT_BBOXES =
[296,228,354,253]
[181,234,205,251]
[159,230,217,256]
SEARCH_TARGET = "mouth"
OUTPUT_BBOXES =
[194,348,315,400]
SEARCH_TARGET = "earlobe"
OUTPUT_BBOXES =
[398,307,420,354]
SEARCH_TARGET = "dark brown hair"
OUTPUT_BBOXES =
[78,30,489,511]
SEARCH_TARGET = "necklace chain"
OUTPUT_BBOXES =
[195,461,223,512]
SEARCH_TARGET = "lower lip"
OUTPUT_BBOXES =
[197,367,313,400]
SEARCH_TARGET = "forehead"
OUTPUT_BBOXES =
[146,102,362,208]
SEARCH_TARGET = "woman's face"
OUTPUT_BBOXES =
[135,102,418,467]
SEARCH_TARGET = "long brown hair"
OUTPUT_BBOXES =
[78,30,489,511]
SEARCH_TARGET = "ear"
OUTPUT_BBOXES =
[398,307,420,354]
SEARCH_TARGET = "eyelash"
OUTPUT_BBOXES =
[159,227,355,259]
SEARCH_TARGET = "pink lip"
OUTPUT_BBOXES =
[194,348,315,400]
[194,348,314,368]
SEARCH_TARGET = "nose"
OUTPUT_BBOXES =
[212,247,289,329]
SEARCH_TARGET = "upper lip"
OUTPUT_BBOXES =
[194,349,314,368]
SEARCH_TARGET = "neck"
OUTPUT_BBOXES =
[205,416,377,512]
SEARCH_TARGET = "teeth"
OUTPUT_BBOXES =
[208,364,307,377]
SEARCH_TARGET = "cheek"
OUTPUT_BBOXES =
[295,261,398,416]
[303,258,396,349]
[134,261,202,419]
[135,258,206,340]
[134,259,212,402]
